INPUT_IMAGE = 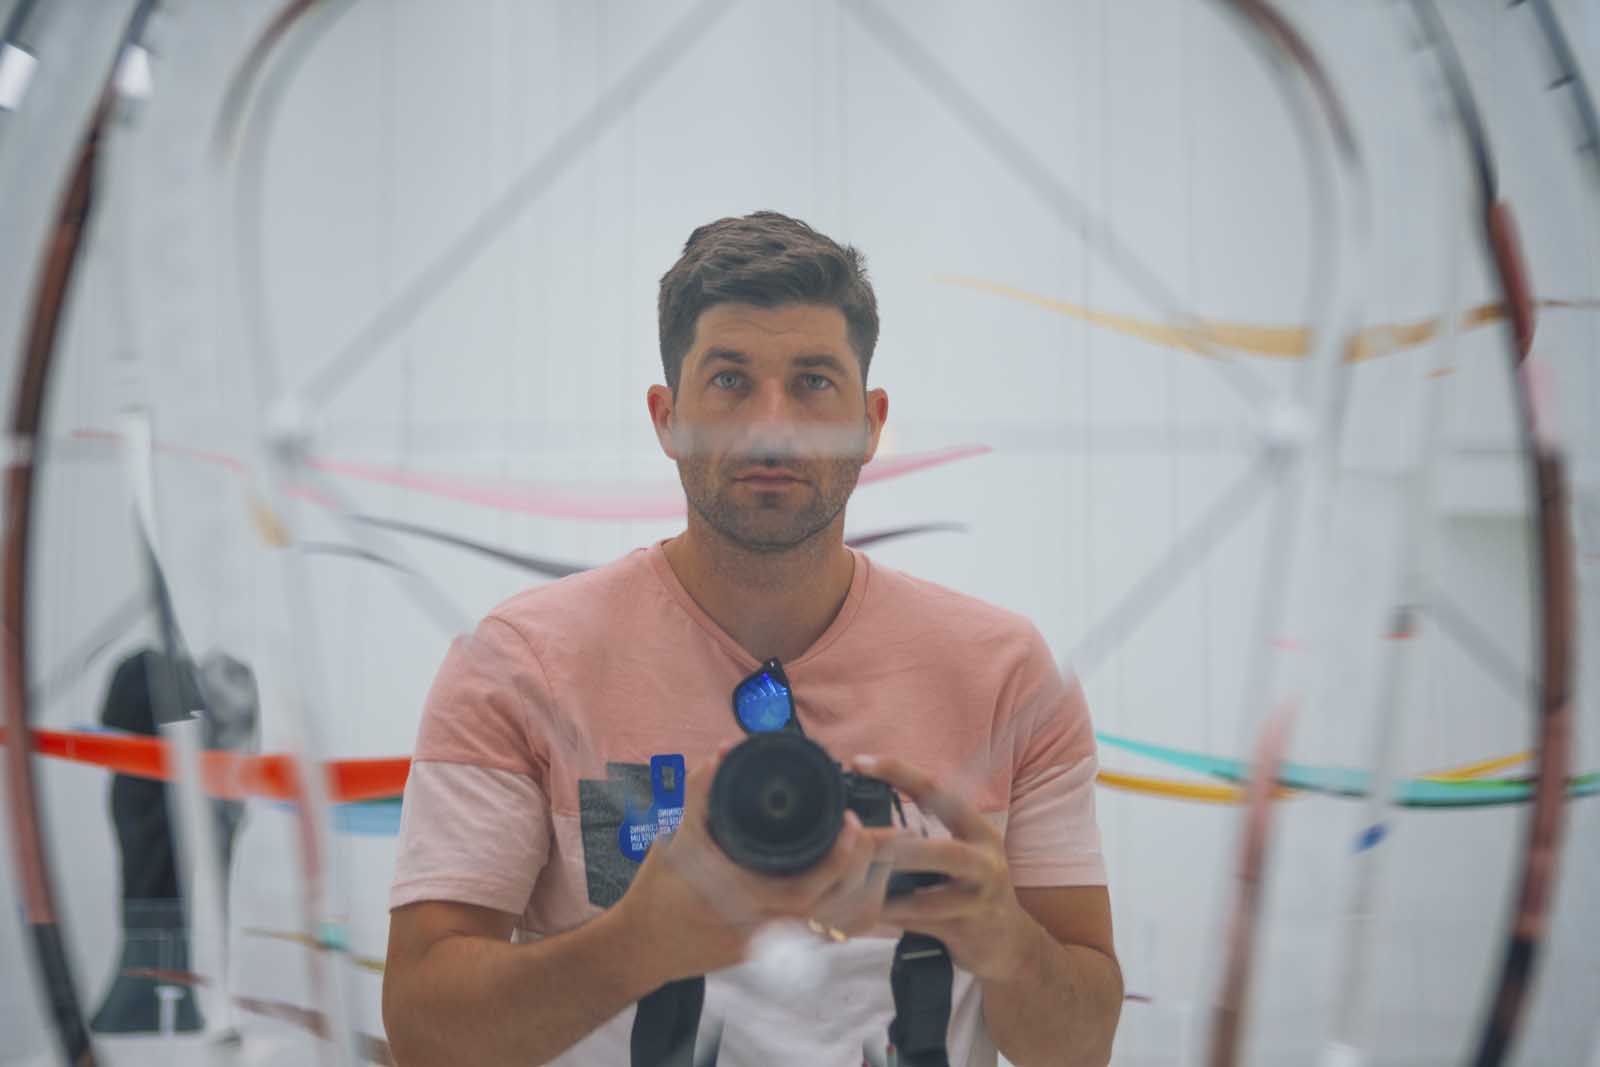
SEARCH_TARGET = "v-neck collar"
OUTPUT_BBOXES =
[645,539,870,671]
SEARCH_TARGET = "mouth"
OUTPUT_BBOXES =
[735,469,805,486]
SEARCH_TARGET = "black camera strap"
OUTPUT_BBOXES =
[888,932,954,1067]
[631,976,705,1067]
[628,935,955,1067]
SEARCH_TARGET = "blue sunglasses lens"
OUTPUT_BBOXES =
[734,670,793,733]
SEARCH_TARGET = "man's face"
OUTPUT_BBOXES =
[647,303,888,554]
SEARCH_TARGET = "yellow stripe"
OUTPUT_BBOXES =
[1096,749,1528,806]
[1422,750,1532,782]
[936,274,1576,365]
[244,928,385,974]
[1097,769,1257,804]
[248,492,291,548]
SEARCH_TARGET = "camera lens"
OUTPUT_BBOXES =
[708,732,844,875]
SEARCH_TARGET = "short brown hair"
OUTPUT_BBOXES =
[657,211,879,391]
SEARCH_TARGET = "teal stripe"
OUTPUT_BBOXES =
[267,796,404,836]
[1095,732,1600,808]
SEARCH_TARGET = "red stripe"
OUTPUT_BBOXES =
[2,727,410,803]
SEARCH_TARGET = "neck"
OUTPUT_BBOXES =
[662,517,856,665]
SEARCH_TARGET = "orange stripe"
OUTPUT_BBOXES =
[9,728,411,803]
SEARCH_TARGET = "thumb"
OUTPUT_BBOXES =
[684,738,738,810]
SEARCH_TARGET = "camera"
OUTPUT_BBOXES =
[707,731,946,897]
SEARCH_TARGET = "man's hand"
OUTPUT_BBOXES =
[615,743,898,986]
[855,754,1037,983]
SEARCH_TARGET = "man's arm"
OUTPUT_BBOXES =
[383,899,661,1067]
[981,885,1122,1067]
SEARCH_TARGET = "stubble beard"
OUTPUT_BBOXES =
[678,452,865,556]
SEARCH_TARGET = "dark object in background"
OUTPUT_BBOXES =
[89,647,259,1034]
[195,649,260,897]
[91,648,203,1034]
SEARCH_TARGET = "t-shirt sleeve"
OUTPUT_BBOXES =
[1002,624,1107,888]
[389,615,553,916]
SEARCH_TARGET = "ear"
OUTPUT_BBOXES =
[647,383,678,460]
[862,387,889,464]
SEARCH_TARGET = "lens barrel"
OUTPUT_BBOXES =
[708,732,845,875]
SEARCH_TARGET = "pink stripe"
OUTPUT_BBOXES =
[71,429,250,476]
[158,441,250,476]
[75,428,990,521]
[857,444,992,485]
[306,456,687,520]
[309,446,991,519]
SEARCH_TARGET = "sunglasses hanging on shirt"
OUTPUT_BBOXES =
[731,658,803,735]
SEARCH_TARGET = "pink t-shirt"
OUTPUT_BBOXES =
[390,542,1105,1066]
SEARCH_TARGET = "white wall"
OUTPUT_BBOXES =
[2,1,1597,1064]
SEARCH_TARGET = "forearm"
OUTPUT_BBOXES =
[383,905,662,1066]
[981,916,1123,1067]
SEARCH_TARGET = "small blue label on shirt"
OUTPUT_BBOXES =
[617,753,686,862]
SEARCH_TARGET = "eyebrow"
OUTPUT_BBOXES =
[699,348,852,375]
[701,347,750,367]
[793,353,852,375]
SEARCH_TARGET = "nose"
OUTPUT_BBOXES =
[738,380,803,455]
[749,379,796,427]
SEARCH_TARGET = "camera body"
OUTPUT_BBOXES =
[708,731,947,898]
[838,770,946,897]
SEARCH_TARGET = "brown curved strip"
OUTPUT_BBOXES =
[1222,0,1358,162]
[3,85,97,929]
[1487,203,1537,362]
[1206,3,1362,1062]
[2,65,117,1067]
[1446,58,1573,1067]
[1380,8,1575,1062]
[1472,445,1574,1066]
[1207,705,1294,1067]
[211,0,324,158]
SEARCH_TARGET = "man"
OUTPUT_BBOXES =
[383,211,1121,1065]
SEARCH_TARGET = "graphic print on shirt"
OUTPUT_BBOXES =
[577,755,685,908]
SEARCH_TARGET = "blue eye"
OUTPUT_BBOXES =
[801,373,833,391]
[712,371,742,389]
